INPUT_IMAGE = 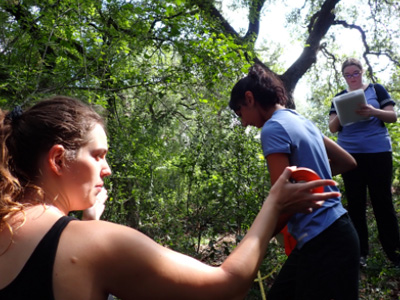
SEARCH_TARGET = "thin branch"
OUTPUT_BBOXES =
[333,19,400,82]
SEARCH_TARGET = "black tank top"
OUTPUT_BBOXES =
[0,216,76,299]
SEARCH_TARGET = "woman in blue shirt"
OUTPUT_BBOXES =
[329,57,400,268]
[230,64,359,300]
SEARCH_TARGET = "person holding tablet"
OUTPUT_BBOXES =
[329,57,400,268]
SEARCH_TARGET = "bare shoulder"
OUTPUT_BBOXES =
[54,219,164,299]
[58,219,154,261]
[54,219,223,299]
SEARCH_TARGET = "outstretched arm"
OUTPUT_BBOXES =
[84,168,339,300]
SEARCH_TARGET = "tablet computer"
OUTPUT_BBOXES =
[333,89,369,126]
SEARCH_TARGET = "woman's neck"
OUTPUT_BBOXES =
[21,190,68,217]
[265,104,285,121]
[348,83,368,92]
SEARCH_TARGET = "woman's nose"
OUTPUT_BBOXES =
[101,160,112,178]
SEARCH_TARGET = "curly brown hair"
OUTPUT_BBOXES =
[0,96,104,228]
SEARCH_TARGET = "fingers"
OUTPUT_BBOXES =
[271,166,342,215]
[277,167,337,186]
[97,187,108,204]
[356,104,374,117]
[299,179,338,191]
[292,190,341,214]
[82,188,108,220]
[276,166,295,182]
[311,191,341,200]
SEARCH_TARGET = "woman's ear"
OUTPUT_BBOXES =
[244,91,255,106]
[47,145,66,176]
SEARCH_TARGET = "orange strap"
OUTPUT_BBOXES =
[281,225,297,256]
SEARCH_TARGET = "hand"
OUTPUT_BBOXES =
[82,187,108,220]
[267,166,340,214]
[356,103,375,118]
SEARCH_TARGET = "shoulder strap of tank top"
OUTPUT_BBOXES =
[0,216,77,300]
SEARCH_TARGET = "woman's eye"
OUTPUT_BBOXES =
[99,154,106,160]
[92,150,107,161]
[93,153,102,160]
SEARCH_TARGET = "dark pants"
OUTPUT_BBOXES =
[343,152,400,263]
[267,214,360,300]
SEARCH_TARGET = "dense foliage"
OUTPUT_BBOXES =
[1,0,399,298]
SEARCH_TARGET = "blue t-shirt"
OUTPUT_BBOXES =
[261,109,346,248]
[329,83,395,153]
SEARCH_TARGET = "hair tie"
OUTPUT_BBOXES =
[7,106,23,123]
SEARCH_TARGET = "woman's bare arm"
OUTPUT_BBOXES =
[76,168,339,300]
[323,136,356,176]
[356,104,397,123]
[329,113,341,133]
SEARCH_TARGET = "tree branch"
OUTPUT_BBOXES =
[243,0,267,44]
[190,0,239,37]
[333,19,400,83]
[281,0,341,107]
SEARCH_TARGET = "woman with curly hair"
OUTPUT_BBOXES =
[0,95,337,300]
